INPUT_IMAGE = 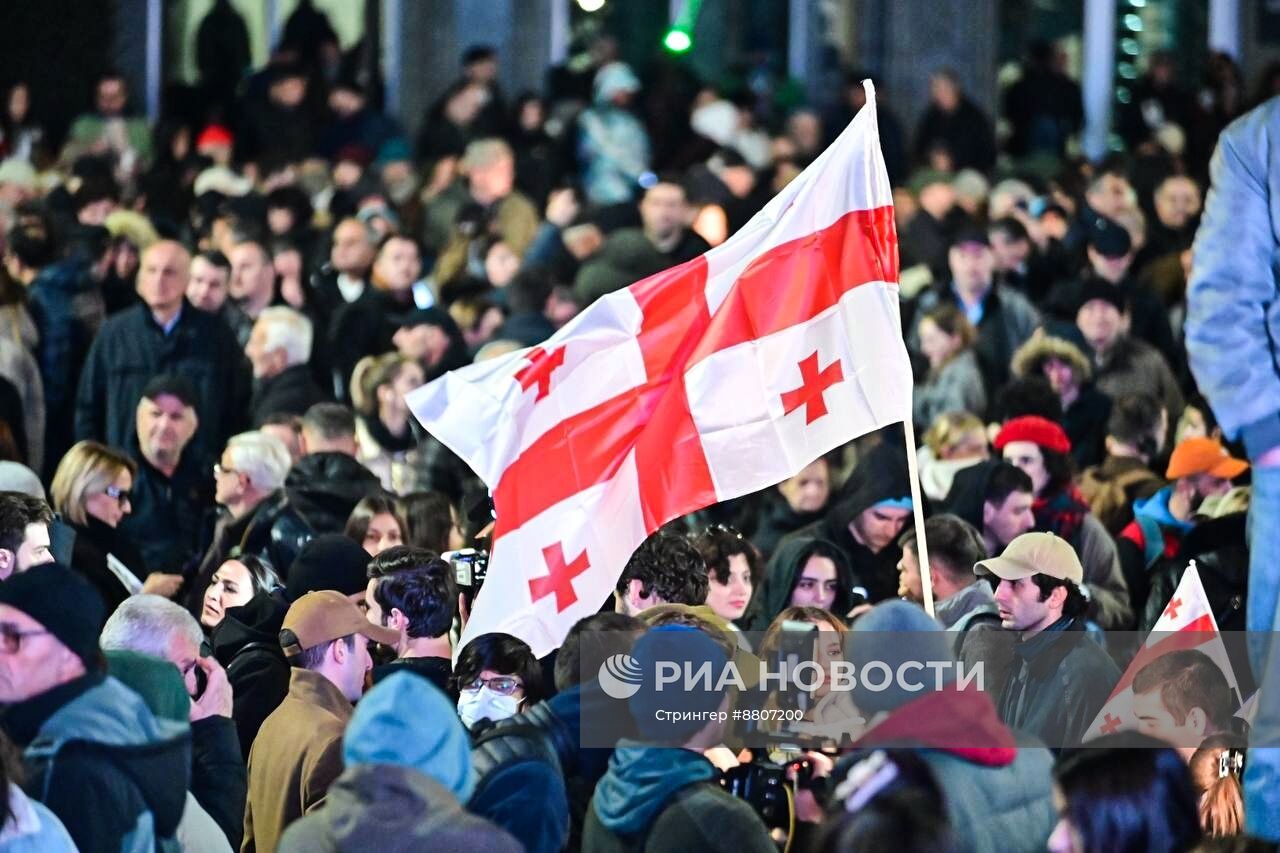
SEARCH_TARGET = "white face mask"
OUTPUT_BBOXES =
[457,686,520,729]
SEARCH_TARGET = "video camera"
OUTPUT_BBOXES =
[719,748,815,830]
[442,548,489,609]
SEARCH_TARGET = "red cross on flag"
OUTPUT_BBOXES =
[1085,561,1241,741]
[408,82,911,656]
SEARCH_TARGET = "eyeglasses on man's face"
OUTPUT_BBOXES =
[461,675,524,696]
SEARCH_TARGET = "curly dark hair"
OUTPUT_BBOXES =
[369,547,456,640]
[693,526,762,585]
[616,530,709,607]
[1031,574,1088,620]
[0,492,51,557]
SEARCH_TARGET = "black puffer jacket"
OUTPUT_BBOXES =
[242,452,382,575]
[1143,512,1248,629]
[208,592,291,759]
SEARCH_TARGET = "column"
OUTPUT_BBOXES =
[1209,0,1241,59]
[1081,0,1117,161]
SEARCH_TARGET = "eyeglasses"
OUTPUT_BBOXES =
[462,675,524,696]
[104,485,132,506]
[0,624,51,654]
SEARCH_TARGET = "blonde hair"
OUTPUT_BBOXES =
[50,440,137,526]
[350,352,415,417]
[923,410,987,457]
[1190,735,1246,837]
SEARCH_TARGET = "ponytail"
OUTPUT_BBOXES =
[1192,739,1246,838]
[1199,772,1244,837]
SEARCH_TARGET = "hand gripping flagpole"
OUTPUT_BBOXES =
[860,79,937,619]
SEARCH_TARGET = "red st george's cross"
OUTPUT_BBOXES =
[408,83,910,654]
[495,207,892,613]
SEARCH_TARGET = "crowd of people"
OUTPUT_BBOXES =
[0,2,1273,850]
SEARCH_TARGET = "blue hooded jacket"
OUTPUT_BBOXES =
[342,671,475,800]
[278,673,520,853]
[23,675,191,853]
[1131,486,1196,535]
[585,741,774,852]
[591,742,717,836]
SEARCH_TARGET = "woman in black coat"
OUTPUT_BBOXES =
[49,440,151,619]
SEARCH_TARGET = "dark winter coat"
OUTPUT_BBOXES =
[279,764,521,853]
[241,452,382,575]
[119,447,214,576]
[750,492,826,561]
[74,302,249,470]
[67,517,149,620]
[779,444,915,605]
[742,535,857,631]
[4,673,190,853]
[208,592,290,759]
[190,714,248,851]
[912,283,1041,390]
[249,363,329,426]
[913,98,997,173]
[470,683,626,853]
[28,257,102,474]
[574,228,710,307]
[997,616,1121,747]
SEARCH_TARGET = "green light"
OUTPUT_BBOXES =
[663,28,692,52]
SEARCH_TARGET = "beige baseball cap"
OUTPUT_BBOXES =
[280,590,398,657]
[974,531,1083,584]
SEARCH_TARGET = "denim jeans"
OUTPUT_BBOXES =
[1246,464,1280,840]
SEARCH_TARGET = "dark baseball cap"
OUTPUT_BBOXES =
[950,225,990,249]
[1087,216,1132,258]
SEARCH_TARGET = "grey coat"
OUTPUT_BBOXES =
[914,349,988,425]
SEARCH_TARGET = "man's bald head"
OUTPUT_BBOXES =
[137,240,192,319]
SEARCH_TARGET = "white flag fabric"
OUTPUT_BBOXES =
[409,82,911,656]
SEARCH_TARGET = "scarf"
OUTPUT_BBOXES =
[1033,483,1089,543]
[363,414,415,454]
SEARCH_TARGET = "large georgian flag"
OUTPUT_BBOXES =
[408,82,912,656]
[1086,561,1241,740]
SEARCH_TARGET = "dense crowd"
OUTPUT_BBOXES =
[0,2,1273,851]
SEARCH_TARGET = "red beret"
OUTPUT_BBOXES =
[994,415,1072,455]
[196,124,234,150]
